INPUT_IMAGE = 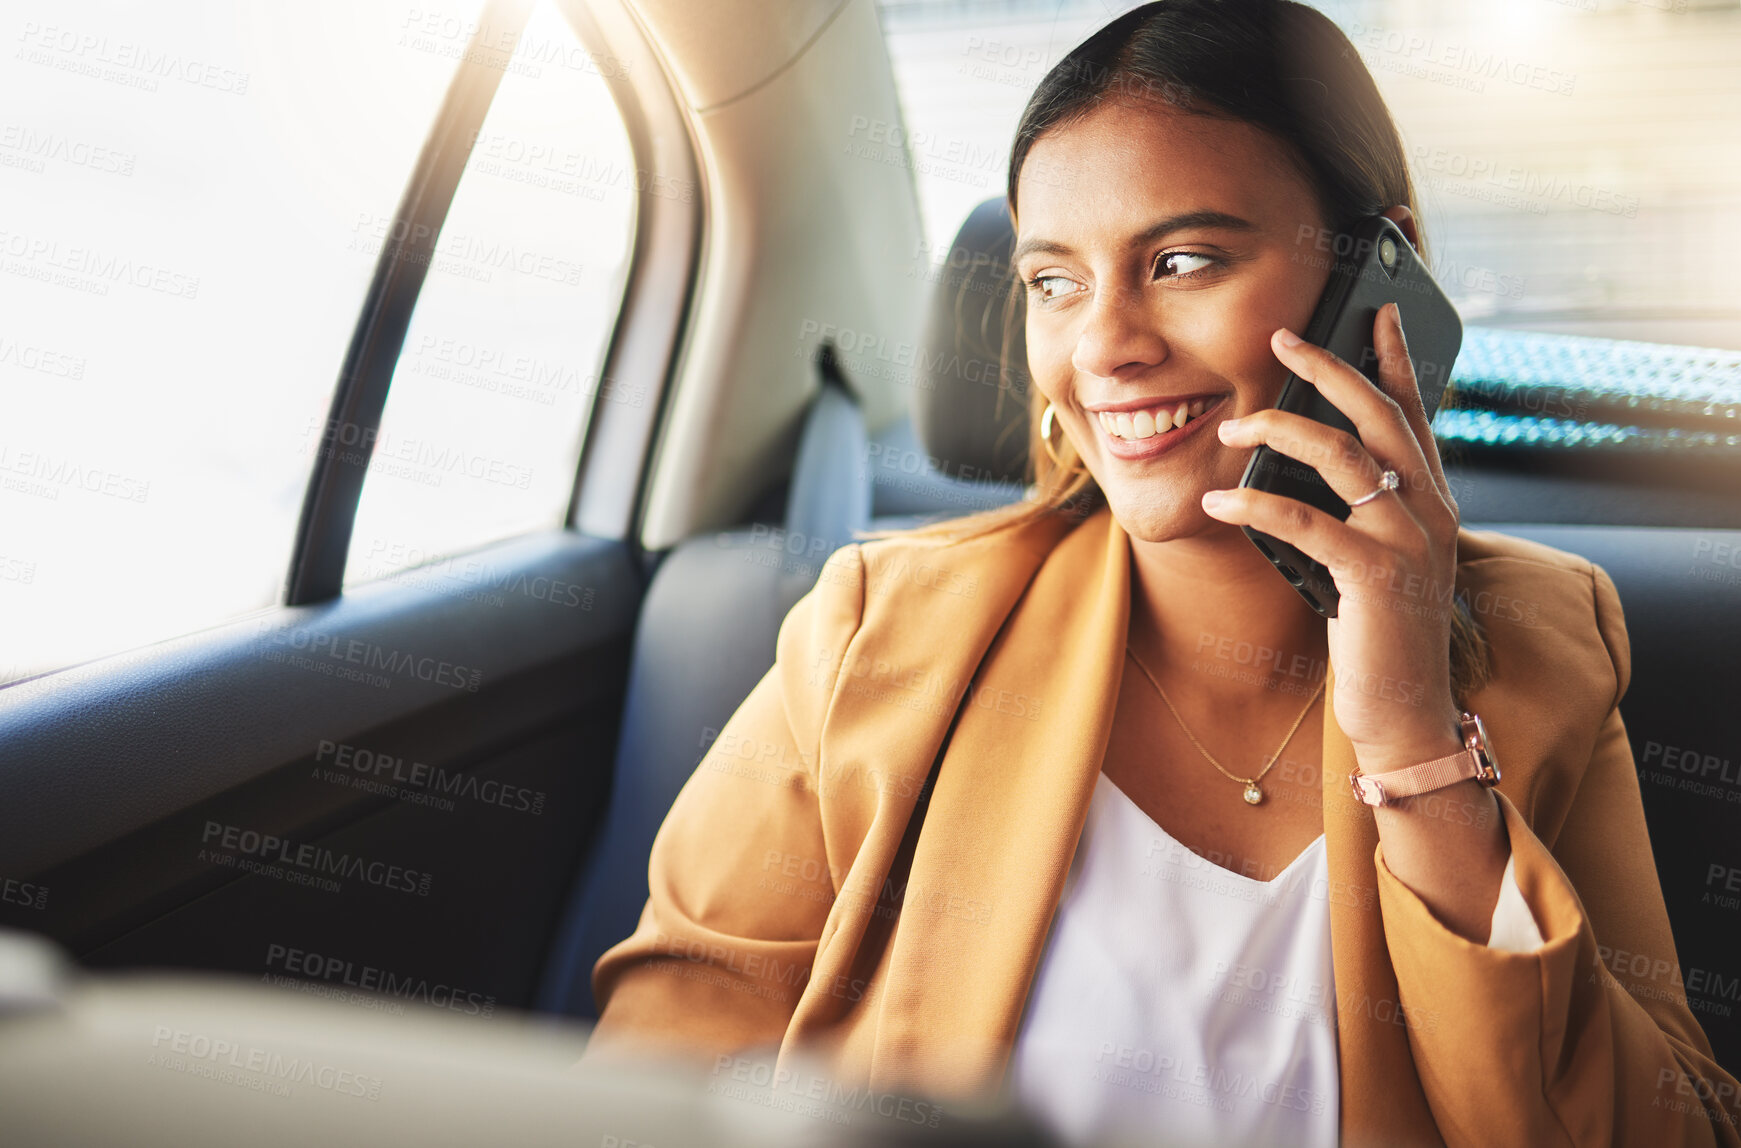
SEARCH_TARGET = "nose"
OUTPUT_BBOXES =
[1070,282,1169,382]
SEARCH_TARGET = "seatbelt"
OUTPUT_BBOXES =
[778,342,873,608]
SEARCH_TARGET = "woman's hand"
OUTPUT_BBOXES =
[1201,303,1464,772]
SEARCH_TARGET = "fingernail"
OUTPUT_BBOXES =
[1218,417,1242,435]
[1275,328,1303,348]
[1202,490,1226,510]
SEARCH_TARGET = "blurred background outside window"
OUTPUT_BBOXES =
[0,0,635,685]
[877,0,1741,350]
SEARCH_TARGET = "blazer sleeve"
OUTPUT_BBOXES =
[582,544,866,1067]
[1372,561,1741,1147]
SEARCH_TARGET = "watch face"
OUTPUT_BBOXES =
[1462,712,1500,785]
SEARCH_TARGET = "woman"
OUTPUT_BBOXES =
[586,2,1740,1144]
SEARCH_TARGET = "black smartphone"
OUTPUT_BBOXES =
[1236,215,1463,618]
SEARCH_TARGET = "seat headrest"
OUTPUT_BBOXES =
[913,198,1032,484]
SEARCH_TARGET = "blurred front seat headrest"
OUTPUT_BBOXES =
[913,198,1032,485]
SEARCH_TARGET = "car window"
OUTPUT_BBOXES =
[876,0,1741,353]
[344,0,637,587]
[1,0,639,685]
[0,0,485,686]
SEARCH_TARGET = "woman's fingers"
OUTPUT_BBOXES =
[1268,311,1453,522]
[1216,407,1415,530]
[1200,485,1376,577]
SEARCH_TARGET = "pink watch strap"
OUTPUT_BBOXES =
[1349,749,1476,806]
[1349,712,1500,807]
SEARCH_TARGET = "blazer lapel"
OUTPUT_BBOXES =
[787,506,1081,1081]
[866,504,1131,1096]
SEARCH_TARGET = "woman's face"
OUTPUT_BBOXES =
[1013,96,1335,544]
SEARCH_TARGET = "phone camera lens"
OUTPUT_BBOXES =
[1379,236,1398,271]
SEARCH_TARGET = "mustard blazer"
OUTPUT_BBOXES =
[590,502,1741,1147]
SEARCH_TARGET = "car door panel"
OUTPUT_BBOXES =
[0,531,640,1009]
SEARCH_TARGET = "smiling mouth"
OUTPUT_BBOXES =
[1094,397,1216,442]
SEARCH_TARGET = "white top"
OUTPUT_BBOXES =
[1009,772,1542,1148]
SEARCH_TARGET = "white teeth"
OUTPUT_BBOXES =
[1098,399,1214,440]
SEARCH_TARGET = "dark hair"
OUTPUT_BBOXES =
[1006,0,1424,252]
[863,0,1489,701]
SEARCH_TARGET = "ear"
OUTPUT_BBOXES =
[1380,204,1419,251]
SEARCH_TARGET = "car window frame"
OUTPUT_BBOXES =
[287,0,703,606]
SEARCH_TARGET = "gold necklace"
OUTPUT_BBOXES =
[1123,645,1325,807]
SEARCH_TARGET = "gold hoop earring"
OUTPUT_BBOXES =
[1039,402,1067,467]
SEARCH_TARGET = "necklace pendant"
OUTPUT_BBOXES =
[1242,782,1264,806]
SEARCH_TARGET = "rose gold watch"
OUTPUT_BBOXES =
[1349,712,1500,807]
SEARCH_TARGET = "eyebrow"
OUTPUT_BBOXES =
[1011,210,1258,266]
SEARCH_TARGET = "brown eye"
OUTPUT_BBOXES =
[1155,252,1217,279]
[1026,274,1080,303]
